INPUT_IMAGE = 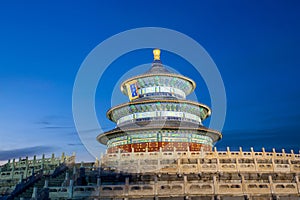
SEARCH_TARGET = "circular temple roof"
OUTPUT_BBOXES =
[120,50,196,96]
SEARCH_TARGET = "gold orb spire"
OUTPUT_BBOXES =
[153,48,161,60]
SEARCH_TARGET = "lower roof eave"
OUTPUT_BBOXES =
[97,126,222,145]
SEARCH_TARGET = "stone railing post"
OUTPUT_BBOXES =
[68,179,74,198]
[44,179,49,188]
[157,147,162,172]
[227,147,231,157]
[200,147,204,158]
[282,149,286,158]
[268,175,275,196]
[272,148,276,159]
[63,171,69,187]
[97,177,101,187]
[271,155,275,171]
[177,156,181,175]
[11,158,15,179]
[154,175,158,197]
[183,175,188,195]
[214,147,217,157]
[12,158,15,169]
[197,158,201,174]
[125,177,129,196]
[24,162,29,179]
[216,156,220,172]
[137,158,141,174]
[117,155,121,172]
[31,167,35,176]
[187,146,190,158]
[31,186,38,199]
[42,154,45,166]
[51,153,55,164]
[240,174,246,195]
[61,152,65,163]
[250,147,254,157]
[33,155,36,166]
[253,154,258,172]
[19,173,23,183]
[213,175,218,195]
[295,175,300,194]
[236,157,240,173]
[72,165,76,180]
[65,172,69,181]
[291,150,295,159]
[94,157,99,168]
[239,147,243,156]
[262,147,266,157]
[117,148,121,159]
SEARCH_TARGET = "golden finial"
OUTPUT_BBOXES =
[153,48,161,60]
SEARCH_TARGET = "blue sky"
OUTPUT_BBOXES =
[0,1,299,162]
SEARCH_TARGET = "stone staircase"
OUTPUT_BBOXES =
[12,176,45,200]
[9,164,69,200]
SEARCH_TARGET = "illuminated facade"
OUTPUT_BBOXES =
[97,49,222,153]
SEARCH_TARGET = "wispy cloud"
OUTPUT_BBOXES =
[68,143,83,146]
[0,146,55,161]
[41,126,73,129]
[35,115,64,124]
[36,115,75,130]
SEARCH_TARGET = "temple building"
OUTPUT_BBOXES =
[1,49,300,200]
[97,49,221,153]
